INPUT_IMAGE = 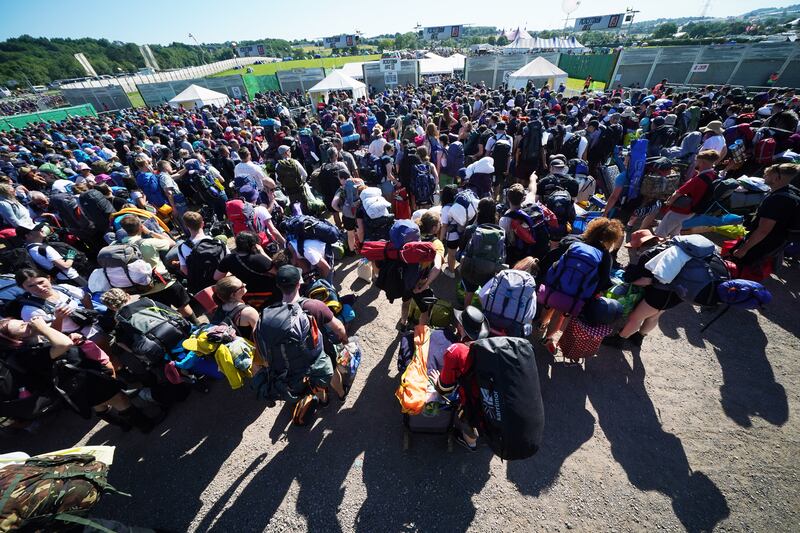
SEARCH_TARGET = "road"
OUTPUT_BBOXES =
[3,255,798,532]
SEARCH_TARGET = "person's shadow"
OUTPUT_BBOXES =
[585,349,730,532]
[506,351,595,496]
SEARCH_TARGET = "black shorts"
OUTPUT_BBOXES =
[402,287,435,312]
[149,281,192,309]
[461,278,480,293]
[342,216,357,231]
[643,286,682,311]
[446,238,460,250]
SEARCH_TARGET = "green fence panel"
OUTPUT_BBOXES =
[558,53,619,84]
[0,104,98,131]
[242,74,281,99]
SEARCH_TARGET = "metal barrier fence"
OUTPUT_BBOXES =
[136,76,248,107]
[61,85,132,112]
[0,104,97,131]
[464,53,561,87]
[242,74,281,99]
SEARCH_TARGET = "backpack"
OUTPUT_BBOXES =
[754,137,776,166]
[694,175,739,214]
[657,235,730,304]
[389,219,421,249]
[255,299,324,402]
[542,242,603,314]
[375,259,407,303]
[0,454,124,532]
[116,298,192,364]
[445,142,465,174]
[461,224,506,285]
[448,189,478,234]
[342,178,364,219]
[276,159,303,193]
[226,199,259,235]
[544,189,576,227]
[464,130,480,157]
[504,208,550,259]
[466,337,544,461]
[411,163,435,205]
[49,192,94,233]
[136,170,167,207]
[78,190,114,233]
[284,215,341,247]
[773,186,800,240]
[180,238,228,295]
[491,136,512,175]
[482,270,536,336]
[96,243,152,294]
[364,214,395,242]
[521,121,544,162]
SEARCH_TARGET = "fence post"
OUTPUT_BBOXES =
[725,43,751,86]
[684,47,706,85]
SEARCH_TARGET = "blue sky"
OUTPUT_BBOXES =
[0,0,797,44]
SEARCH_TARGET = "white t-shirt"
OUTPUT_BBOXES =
[701,134,725,154]
[368,138,387,159]
[88,260,152,294]
[51,179,74,194]
[21,284,99,337]
[288,238,326,266]
[26,243,79,281]
[234,161,268,190]
[254,205,272,233]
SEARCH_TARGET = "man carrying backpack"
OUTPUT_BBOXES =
[177,211,227,295]
[499,184,550,264]
[487,122,513,197]
[536,159,578,238]
[429,306,490,452]
[655,150,719,238]
[256,265,348,425]
[276,145,308,208]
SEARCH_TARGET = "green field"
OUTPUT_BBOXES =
[566,78,607,91]
[292,45,377,57]
[213,54,380,78]
[126,91,145,108]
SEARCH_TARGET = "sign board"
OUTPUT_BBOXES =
[384,71,398,85]
[502,70,513,83]
[422,25,462,41]
[231,86,242,99]
[380,58,401,72]
[691,63,710,73]
[323,34,358,49]
[237,44,269,57]
[425,75,441,84]
[575,14,624,32]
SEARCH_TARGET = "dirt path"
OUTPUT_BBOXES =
[4,257,798,532]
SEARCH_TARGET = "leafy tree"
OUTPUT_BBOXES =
[652,23,678,39]
[486,36,497,45]
[496,35,509,46]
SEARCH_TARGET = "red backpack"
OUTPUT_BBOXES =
[754,137,776,166]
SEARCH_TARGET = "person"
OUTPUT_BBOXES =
[410,146,439,209]
[536,158,579,201]
[156,159,188,231]
[655,150,719,238]
[18,223,87,287]
[699,121,727,163]
[732,163,800,267]
[209,276,259,340]
[540,217,624,355]
[398,211,444,330]
[276,145,308,207]
[134,155,168,209]
[0,315,161,432]
[368,126,387,159]
[177,211,223,277]
[429,306,491,451]
[437,185,463,278]
[0,183,34,228]
[234,147,269,191]
[459,197,498,307]
[317,147,350,228]
[214,232,284,303]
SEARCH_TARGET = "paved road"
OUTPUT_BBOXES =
[4,256,798,532]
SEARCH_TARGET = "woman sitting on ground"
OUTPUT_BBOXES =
[210,276,259,341]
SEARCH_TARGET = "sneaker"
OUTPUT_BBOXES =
[601,333,627,348]
[442,267,455,279]
[455,432,478,452]
[629,332,646,347]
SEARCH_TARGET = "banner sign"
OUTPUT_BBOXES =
[575,14,624,32]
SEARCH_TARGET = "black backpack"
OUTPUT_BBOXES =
[466,337,545,460]
[28,242,93,278]
[375,259,407,303]
[180,238,228,295]
[562,134,581,160]
[491,135,512,175]
[364,214,395,242]
[521,121,544,162]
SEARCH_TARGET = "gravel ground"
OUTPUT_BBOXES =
[3,256,798,533]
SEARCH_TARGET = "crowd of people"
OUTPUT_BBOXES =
[0,94,68,117]
[0,76,797,453]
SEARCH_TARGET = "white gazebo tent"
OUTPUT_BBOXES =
[507,57,568,90]
[168,84,230,109]
[307,70,367,104]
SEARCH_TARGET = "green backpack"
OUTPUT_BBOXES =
[276,159,303,193]
[409,299,454,328]
[460,224,507,286]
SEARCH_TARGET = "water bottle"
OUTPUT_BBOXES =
[18,387,32,400]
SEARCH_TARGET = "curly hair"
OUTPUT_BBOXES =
[582,217,624,251]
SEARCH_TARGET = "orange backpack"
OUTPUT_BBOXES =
[395,325,432,415]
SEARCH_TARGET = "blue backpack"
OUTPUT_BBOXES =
[543,242,602,308]
[136,171,167,207]
[389,219,421,249]
[716,280,772,308]
[411,163,435,205]
[284,215,341,246]
[446,142,465,176]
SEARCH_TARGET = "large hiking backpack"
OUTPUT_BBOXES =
[284,215,342,249]
[342,178,364,219]
[492,136,512,175]
[467,337,544,460]
[49,192,94,234]
[96,243,154,294]
[445,141,465,174]
[364,214,395,242]
[411,163,435,205]
[0,454,125,532]
[541,242,603,314]
[562,134,582,160]
[375,259,407,303]
[655,235,729,304]
[116,298,191,364]
[226,199,259,235]
[180,238,227,295]
[448,189,478,234]
[276,159,303,193]
[136,170,167,207]
[521,121,544,162]
[461,224,506,285]
[754,137,776,166]
[505,208,550,258]
[482,270,536,336]
[693,173,738,214]
[255,299,324,402]
[389,219,421,249]
[464,130,481,157]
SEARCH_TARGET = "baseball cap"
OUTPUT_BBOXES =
[276,265,302,286]
[277,145,291,155]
